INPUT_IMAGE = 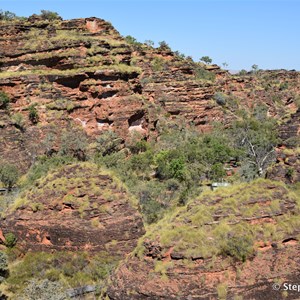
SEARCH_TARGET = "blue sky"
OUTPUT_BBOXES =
[1,0,300,70]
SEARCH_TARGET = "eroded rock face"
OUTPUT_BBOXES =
[267,109,300,183]
[108,246,300,300]
[1,17,300,176]
[107,180,300,299]
[1,163,145,253]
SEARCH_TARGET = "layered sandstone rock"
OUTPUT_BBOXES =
[1,163,145,253]
[1,17,300,176]
[107,180,300,299]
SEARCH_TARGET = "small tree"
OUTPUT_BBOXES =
[222,62,228,69]
[251,64,259,73]
[96,130,123,156]
[28,104,39,124]
[125,35,138,44]
[158,41,171,51]
[60,128,88,161]
[239,69,248,76]
[144,40,154,47]
[0,10,17,21]
[231,109,278,179]
[0,163,19,190]
[200,56,212,64]
[39,10,62,20]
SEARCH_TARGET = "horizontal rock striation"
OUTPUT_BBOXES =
[1,163,145,253]
[107,180,300,299]
[1,17,300,176]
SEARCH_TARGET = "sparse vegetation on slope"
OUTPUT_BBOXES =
[0,11,300,300]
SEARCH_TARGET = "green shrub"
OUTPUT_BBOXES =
[60,128,88,161]
[214,93,226,106]
[285,136,300,148]
[97,151,126,169]
[221,235,254,262]
[286,168,295,180]
[11,113,25,129]
[0,163,19,190]
[0,91,10,109]
[125,132,149,154]
[151,57,166,72]
[194,67,215,81]
[138,182,165,223]
[144,39,154,47]
[210,162,226,181]
[4,232,17,248]
[216,283,227,300]
[174,50,186,60]
[279,82,289,90]
[238,69,248,76]
[23,155,75,187]
[96,130,123,156]
[28,104,39,124]
[6,251,118,296]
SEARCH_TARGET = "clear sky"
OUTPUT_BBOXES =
[1,0,300,70]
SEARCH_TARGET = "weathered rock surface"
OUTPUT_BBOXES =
[1,17,300,175]
[0,15,300,300]
[107,180,300,299]
[268,109,300,183]
[0,163,145,253]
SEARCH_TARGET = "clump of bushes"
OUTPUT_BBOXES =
[59,128,88,161]
[230,108,278,179]
[95,126,237,223]
[39,10,62,21]
[0,10,17,21]
[124,35,143,50]
[96,130,123,156]
[6,251,118,296]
